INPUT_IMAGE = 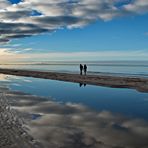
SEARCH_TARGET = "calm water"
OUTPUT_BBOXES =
[1,74,148,147]
[2,74,148,119]
[0,61,148,77]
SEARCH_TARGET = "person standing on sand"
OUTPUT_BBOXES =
[84,64,87,75]
[80,64,83,75]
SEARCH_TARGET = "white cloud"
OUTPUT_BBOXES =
[124,0,148,14]
[0,0,10,9]
[0,0,148,43]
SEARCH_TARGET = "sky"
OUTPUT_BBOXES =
[0,0,148,63]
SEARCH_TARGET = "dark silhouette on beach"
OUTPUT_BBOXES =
[80,64,83,75]
[84,64,87,75]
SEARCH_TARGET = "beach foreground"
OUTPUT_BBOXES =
[1,79,148,148]
[0,68,148,92]
[0,72,148,147]
[0,91,42,148]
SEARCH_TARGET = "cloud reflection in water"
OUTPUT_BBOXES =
[5,91,148,148]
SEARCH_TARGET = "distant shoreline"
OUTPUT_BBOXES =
[0,68,148,92]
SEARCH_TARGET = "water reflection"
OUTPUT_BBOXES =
[1,74,148,119]
[5,91,148,148]
[1,74,148,147]
[79,83,87,87]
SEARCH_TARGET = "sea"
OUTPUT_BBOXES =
[0,61,148,147]
[0,60,148,77]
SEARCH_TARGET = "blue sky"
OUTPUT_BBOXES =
[11,14,148,52]
[0,0,148,62]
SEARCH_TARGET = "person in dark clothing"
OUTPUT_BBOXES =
[80,64,83,75]
[84,64,87,75]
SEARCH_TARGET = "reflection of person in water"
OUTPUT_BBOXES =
[79,83,87,87]
[79,83,83,87]
[80,64,83,75]
[84,64,87,75]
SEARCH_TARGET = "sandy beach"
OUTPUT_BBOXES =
[0,68,148,92]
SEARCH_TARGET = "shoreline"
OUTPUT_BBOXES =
[0,68,148,92]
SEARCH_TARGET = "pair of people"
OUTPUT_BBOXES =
[80,64,87,75]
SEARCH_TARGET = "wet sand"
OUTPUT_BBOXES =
[0,68,148,92]
[0,91,43,148]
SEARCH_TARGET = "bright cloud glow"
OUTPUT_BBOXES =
[0,49,147,63]
[0,47,26,63]
[24,50,148,61]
